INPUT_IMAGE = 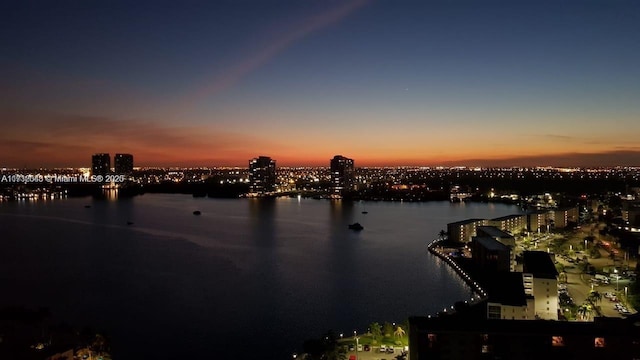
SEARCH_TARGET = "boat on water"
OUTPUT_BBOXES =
[84,205,91,208]
[348,222,364,231]
[126,221,134,225]
[193,210,202,215]
[361,211,368,214]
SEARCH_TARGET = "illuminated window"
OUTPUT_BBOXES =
[488,306,501,319]
[428,333,437,348]
[594,337,605,348]
[552,336,565,347]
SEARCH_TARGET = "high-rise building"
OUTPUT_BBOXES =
[249,156,276,194]
[91,153,110,177]
[114,153,134,174]
[330,155,354,195]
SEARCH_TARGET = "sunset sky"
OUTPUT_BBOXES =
[2,0,640,167]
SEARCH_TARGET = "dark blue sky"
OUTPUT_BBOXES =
[2,0,640,167]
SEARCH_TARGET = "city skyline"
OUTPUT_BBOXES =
[2,1,640,168]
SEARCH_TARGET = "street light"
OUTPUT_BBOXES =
[625,286,629,303]
[614,269,619,292]
[354,331,359,360]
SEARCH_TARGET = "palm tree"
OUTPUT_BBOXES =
[558,272,567,283]
[438,229,447,241]
[577,303,593,321]
[370,322,382,340]
[588,290,602,305]
[394,326,406,338]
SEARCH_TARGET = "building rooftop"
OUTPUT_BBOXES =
[523,251,558,279]
[473,236,510,252]
[448,218,486,226]
[410,304,640,335]
[491,214,525,221]
[485,272,528,306]
[477,226,514,239]
[526,209,551,215]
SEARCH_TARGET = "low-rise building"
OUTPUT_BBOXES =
[476,226,516,271]
[485,272,534,321]
[552,207,579,229]
[527,210,552,233]
[471,237,511,272]
[523,251,559,320]
[447,218,488,243]
[488,214,527,235]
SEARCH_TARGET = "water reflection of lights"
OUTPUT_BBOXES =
[427,237,489,317]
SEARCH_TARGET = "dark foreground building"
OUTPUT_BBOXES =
[410,302,640,360]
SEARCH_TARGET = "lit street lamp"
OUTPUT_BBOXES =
[625,286,629,303]
[354,331,359,360]
[614,269,619,292]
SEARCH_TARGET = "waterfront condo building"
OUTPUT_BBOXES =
[330,155,355,196]
[91,153,110,177]
[447,218,488,243]
[484,272,534,321]
[114,153,134,174]
[489,214,527,235]
[249,156,276,194]
[476,226,516,271]
[470,236,511,272]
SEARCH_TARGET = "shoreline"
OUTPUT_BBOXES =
[427,238,487,312]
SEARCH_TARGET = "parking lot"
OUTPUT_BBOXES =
[344,344,408,360]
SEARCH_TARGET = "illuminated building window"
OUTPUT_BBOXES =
[481,345,492,353]
[488,306,501,319]
[428,333,437,348]
[594,337,605,348]
[552,336,565,347]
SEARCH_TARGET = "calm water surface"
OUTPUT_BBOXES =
[0,194,521,359]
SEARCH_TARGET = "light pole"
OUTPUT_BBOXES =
[614,269,619,292]
[625,286,629,304]
[354,331,359,360]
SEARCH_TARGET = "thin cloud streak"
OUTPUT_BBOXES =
[177,0,369,112]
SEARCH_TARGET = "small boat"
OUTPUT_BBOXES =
[126,221,134,225]
[348,222,364,231]
[193,210,202,215]
[361,211,368,214]
[84,205,91,208]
